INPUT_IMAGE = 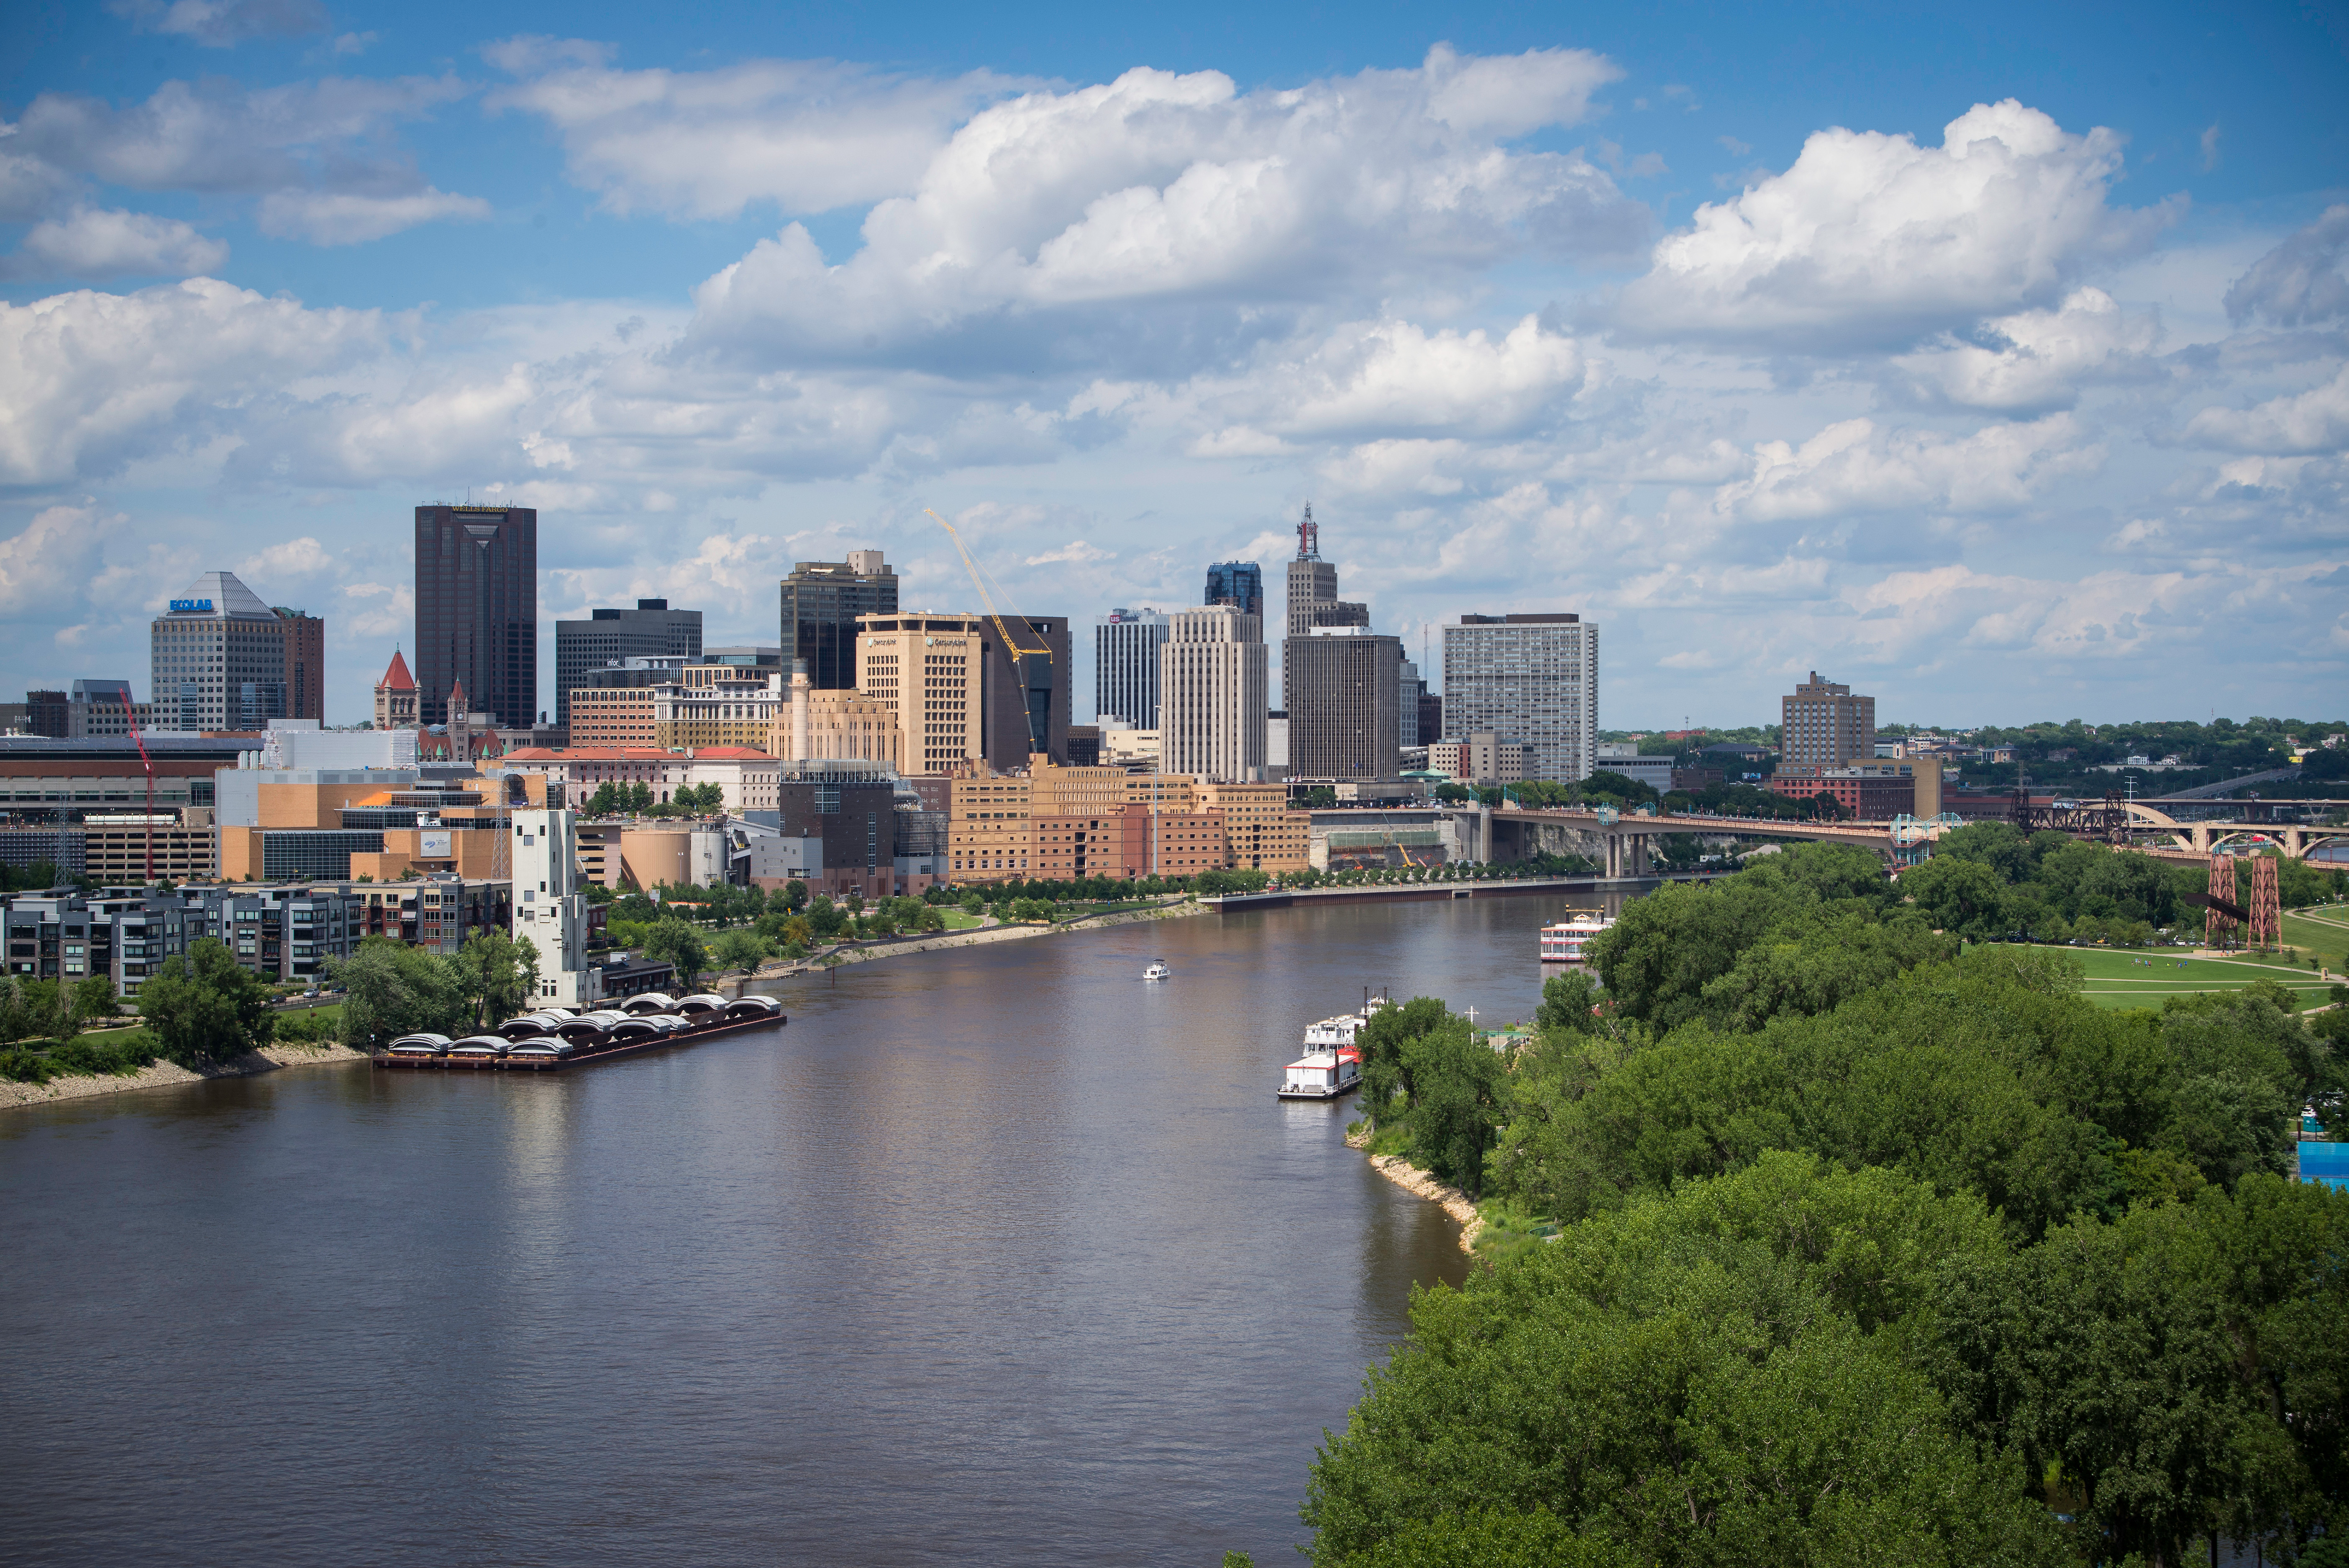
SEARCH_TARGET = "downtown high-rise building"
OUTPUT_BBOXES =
[553,599,703,731]
[781,551,897,691]
[1441,612,1598,783]
[1280,504,1368,708]
[149,570,288,732]
[273,607,324,722]
[1286,627,1401,781]
[857,609,1071,774]
[1398,650,1423,749]
[1780,671,1876,767]
[1204,561,1263,618]
[1095,607,1169,728]
[415,504,537,728]
[1159,605,1266,782]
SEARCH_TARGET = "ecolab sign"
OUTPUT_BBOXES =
[169,598,215,613]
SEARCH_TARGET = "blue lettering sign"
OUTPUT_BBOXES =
[168,598,215,613]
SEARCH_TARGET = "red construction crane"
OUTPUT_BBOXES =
[121,694,156,883]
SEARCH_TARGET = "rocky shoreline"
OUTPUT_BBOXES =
[0,1039,370,1112]
[1346,1122,1485,1253]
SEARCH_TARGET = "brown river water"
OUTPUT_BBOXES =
[0,892,1629,1566]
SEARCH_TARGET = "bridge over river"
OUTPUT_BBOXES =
[1470,802,2347,875]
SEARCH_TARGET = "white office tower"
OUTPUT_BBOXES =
[150,570,288,732]
[1442,613,1598,783]
[1094,608,1169,729]
[1159,605,1267,782]
[510,805,592,1007]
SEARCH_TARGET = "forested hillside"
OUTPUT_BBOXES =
[1310,840,2349,1567]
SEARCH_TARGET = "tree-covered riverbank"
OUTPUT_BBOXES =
[1305,836,2348,1566]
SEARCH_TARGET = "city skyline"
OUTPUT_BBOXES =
[3,5,2343,727]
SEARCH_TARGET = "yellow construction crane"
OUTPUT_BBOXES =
[926,507,1055,757]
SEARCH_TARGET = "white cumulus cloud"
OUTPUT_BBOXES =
[0,278,386,484]
[2182,364,2349,455]
[0,207,226,280]
[1617,100,2172,350]
[257,186,492,244]
[1713,412,2100,523]
[2223,204,2349,328]
[487,44,1020,219]
[1890,287,2159,411]
[684,49,1645,365]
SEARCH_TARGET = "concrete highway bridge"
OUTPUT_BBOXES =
[1472,802,2347,874]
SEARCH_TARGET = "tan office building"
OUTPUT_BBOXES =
[949,769,1035,880]
[859,612,989,775]
[1197,781,1310,870]
[1781,671,1876,768]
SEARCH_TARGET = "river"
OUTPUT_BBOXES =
[0,893,1617,1566]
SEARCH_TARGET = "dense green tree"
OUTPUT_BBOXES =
[456,927,541,1028]
[137,938,278,1066]
[781,879,810,912]
[329,936,467,1049]
[643,916,709,988]
[69,974,120,1031]
[1304,1155,2061,1568]
[1927,1176,2349,1565]
[711,928,769,974]
[1898,852,2013,938]
[1586,842,1893,1031]
[806,896,847,938]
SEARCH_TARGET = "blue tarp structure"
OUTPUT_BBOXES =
[2301,1140,2349,1190]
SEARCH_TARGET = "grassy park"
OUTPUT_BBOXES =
[1972,942,2337,1009]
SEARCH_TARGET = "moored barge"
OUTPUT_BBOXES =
[376,993,785,1071]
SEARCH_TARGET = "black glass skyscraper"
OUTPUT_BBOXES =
[781,550,898,690]
[415,505,537,728]
[1205,560,1263,618]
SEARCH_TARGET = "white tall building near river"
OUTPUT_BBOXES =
[510,802,590,1007]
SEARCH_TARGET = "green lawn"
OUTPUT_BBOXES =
[1972,943,2336,1010]
[2282,904,2349,973]
[938,909,987,930]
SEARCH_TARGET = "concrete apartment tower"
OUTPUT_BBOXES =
[1442,613,1599,783]
[1095,607,1170,729]
[553,599,702,732]
[415,504,537,728]
[1287,627,1401,781]
[1159,605,1267,782]
[1780,671,1876,767]
[510,797,589,1006]
[150,570,287,732]
[781,551,897,691]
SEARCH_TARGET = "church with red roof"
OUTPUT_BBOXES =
[373,648,417,730]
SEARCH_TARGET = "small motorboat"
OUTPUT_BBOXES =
[1142,960,1172,981]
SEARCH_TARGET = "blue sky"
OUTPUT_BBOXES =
[3,0,2344,728]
